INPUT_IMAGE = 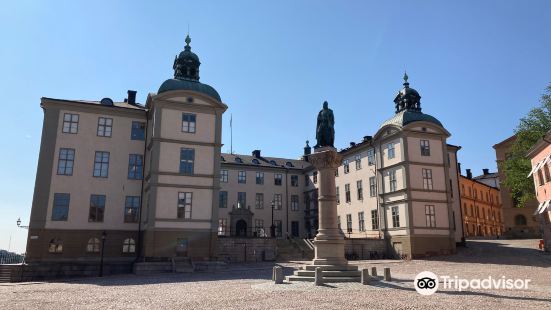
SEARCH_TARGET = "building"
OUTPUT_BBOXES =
[459,169,504,238]
[526,131,551,251]
[494,135,541,238]
[26,36,463,267]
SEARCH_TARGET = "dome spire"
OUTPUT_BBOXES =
[173,34,201,81]
[403,71,409,86]
[394,72,421,113]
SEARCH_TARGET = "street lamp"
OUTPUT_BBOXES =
[16,218,29,229]
[99,231,106,277]
[270,200,275,238]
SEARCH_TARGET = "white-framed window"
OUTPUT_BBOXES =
[179,148,195,175]
[313,172,318,184]
[345,183,351,203]
[89,194,106,222]
[391,206,400,227]
[420,139,430,156]
[218,219,227,236]
[369,177,376,197]
[422,168,433,190]
[97,117,113,137]
[255,193,264,209]
[425,205,436,227]
[256,172,264,185]
[389,170,397,192]
[387,143,395,159]
[62,113,79,134]
[220,170,228,183]
[367,149,375,166]
[275,173,282,186]
[238,171,246,184]
[177,192,192,219]
[343,159,350,174]
[291,175,299,187]
[358,212,365,231]
[346,214,352,233]
[336,186,340,204]
[237,192,246,207]
[291,195,299,211]
[57,148,75,176]
[123,238,136,253]
[93,151,110,178]
[274,194,282,210]
[182,113,196,133]
[355,154,362,170]
[219,191,228,208]
[371,209,379,230]
[254,219,264,236]
[357,180,363,200]
[86,238,100,253]
[124,196,140,223]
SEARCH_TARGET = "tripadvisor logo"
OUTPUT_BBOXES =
[414,271,531,296]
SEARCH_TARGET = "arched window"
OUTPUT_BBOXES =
[123,238,136,253]
[252,159,260,165]
[48,238,63,253]
[235,157,243,163]
[515,215,527,226]
[86,238,100,253]
[269,160,277,166]
[286,162,294,167]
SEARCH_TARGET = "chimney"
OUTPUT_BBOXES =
[127,90,137,105]
[466,169,472,179]
[457,162,462,174]
[252,150,261,158]
[363,136,372,142]
[350,142,356,147]
[483,168,489,175]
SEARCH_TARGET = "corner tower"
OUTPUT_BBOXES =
[142,35,227,259]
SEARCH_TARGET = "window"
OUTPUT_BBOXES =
[538,170,545,186]
[252,159,260,164]
[420,139,430,156]
[274,220,282,237]
[358,212,365,232]
[182,113,197,133]
[371,210,379,230]
[291,195,299,211]
[218,219,227,236]
[336,186,340,204]
[62,113,79,134]
[93,151,110,177]
[291,175,298,187]
[89,194,106,222]
[274,173,282,186]
[389,170,397,192]
[425,205,436,227]
[515,214,527,226]
[220,170,228,183]
[52,193,70,221]
[97,117,113,137]
[122,238,136,253]
[274,194,282,210]
[387,143,395,159]
[391,206,400,227]
[48,238,63,253]
[369,177,376,197]
[256,172,264,185]
[219,191,228,208]
[355,154,362,170]
[337,216,341,229]
[237,192,246,207]
[545,164,551,183]
[357,180,363,200]
[128,154,143,180]
[254,219,264,236]
[131,121,145,140]
[255,193,264,209]
[237,171,246,183]
[57,148,75,175]
[313,172,318,184]
[345,183,351,203]
[343,159,350,174]
[346,214,352,233]
[86,238,100,253]
[450,179,454,198]
[124,196,140,223]
[179,148,195,175]
[422,168,433,190]
[177,192,192,219]
[335,169,339,177]
[367,149,375,166]
[305,175,309,185]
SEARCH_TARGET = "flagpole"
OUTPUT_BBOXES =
[230,114,233,154]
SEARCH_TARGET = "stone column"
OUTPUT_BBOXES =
[309,147,347,266]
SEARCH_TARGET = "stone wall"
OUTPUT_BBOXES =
[344,238,387,260]
[216,237,276,262]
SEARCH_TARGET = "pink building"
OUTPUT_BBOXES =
[527,132,551,252]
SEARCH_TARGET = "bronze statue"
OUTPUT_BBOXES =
[315,101,335,148]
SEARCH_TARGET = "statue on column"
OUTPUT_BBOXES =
[315,101,335,148]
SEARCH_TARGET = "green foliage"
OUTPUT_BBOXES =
[502,85,551,207]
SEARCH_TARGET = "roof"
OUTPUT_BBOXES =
[460,174,499,190]
[221,153,311,170]
[493,134,516,149]
[526,129,551,158]
[158,79,221,102]
[473,172,499,180]
[42,97,147,111]
[380,110,443,128]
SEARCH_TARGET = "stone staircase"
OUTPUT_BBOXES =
[276,239,314,261]
[0,265,13,283]
[286,264,361,283]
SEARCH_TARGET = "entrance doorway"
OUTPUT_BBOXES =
[291,221,299,237]
[236,219,247,236]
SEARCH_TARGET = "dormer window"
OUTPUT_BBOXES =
[235,157,243,163]
[221,156,225,162]
[286,162,294,167]
[252,159,260,164]
[270,160,277,166]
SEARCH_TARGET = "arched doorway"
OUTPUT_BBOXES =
[236,219,247,236]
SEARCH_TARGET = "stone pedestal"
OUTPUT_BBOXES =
[309,147,347,266]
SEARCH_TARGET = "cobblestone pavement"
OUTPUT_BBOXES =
[0,239,550,309]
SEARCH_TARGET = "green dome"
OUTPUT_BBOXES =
[380,110,443,128]
[158,79,221,102]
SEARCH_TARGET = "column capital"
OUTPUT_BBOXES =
[309,147,342,170]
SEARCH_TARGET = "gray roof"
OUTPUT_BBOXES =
[380,110,442,128]
[158,79,221,102]
[42,97,147,111]
[221,153,310,170]
[473,172,499,180]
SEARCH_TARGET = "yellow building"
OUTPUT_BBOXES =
[460,169,504,237]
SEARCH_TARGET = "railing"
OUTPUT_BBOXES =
[0,252,25,265]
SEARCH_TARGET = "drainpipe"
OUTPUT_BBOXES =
[135,108,149,262]
[285,167,289,238]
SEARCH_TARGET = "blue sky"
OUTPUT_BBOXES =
[1,1,550,253]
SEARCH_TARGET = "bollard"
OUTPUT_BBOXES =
[274,266,283,284]
[371,266,377,278]
[361,268,370,285]
[314,267,323,286]
[384,267,391,281]
[272,266,275,281]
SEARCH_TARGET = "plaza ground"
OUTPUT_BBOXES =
[0,239,550,309]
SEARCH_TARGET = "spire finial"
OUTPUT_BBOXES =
[403,71,408,83]
[185,34,191,47]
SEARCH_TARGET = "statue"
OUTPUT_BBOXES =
[315,101,335,148]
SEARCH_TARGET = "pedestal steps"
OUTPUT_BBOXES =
[286,264,361,283]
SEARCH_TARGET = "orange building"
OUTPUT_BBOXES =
[459,169,504,238]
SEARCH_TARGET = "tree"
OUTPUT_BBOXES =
[503,84,551,207]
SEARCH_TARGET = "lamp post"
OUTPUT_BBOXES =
[16,218,29,229]
[270,200,275,238]
[99,231,106,277]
